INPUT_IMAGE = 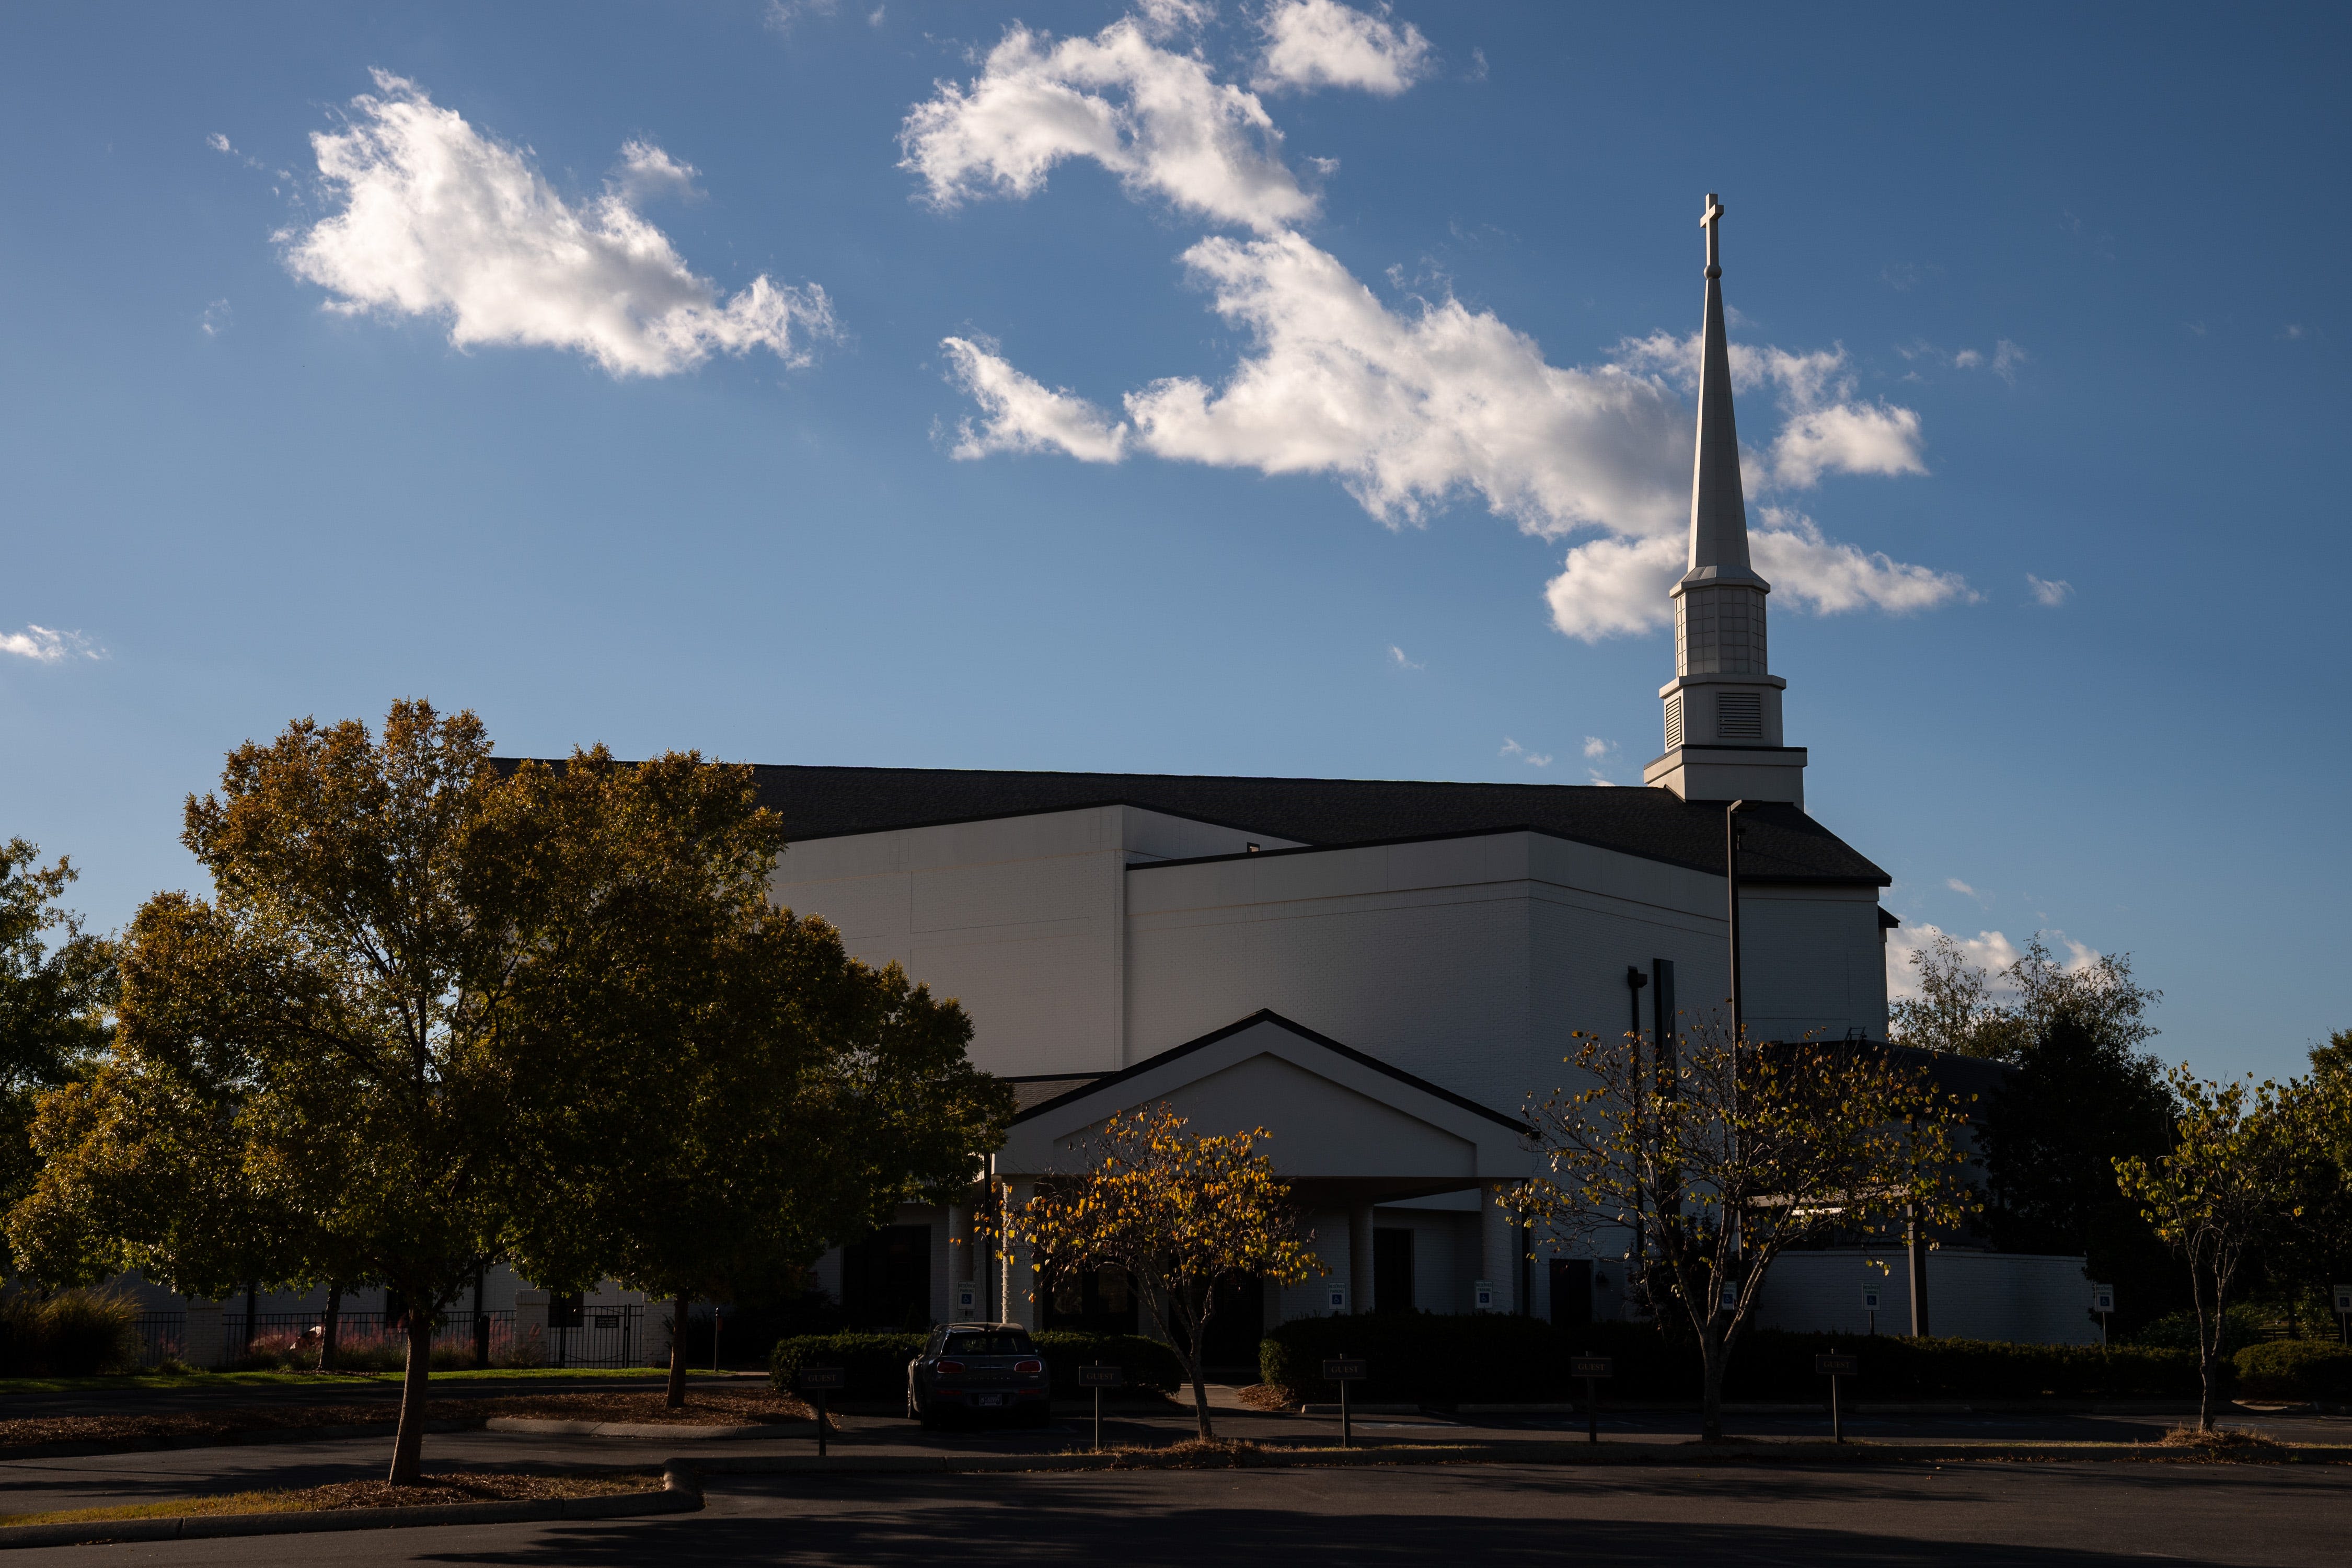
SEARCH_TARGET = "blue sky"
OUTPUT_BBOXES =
[2,2,2344,1081]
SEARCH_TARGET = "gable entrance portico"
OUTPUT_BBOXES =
[973,1011,1534,1333]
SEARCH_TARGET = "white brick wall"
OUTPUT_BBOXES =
[1756,1249,2097,1345]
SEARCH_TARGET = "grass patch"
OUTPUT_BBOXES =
[483,1390,812,1425]
[0,1471,654,1528]
[0,1367,713,1397]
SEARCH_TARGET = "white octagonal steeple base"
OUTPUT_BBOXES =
[1643,745,1808,807]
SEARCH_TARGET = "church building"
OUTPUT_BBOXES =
[767,196,2096,1352]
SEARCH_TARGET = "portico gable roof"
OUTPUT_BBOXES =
[997,1011,1532,1193]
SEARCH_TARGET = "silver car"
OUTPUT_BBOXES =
[906,1322,1051,1428]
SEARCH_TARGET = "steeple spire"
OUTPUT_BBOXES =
[1642,192,1808,808]
[1684,194,1765,591]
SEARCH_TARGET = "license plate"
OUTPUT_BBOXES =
[975,1394,1004,1408]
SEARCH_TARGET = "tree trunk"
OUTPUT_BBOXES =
[241,1281,258,1366]
[2195,1266,2222,1433]
[1184,1286,1216,1442]
[1699,1324,1726,1443]
[666,1296,690,1410]
[387,1307,433,1485]
[319,1281,341,1373]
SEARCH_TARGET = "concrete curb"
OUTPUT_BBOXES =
[485,1418,790,1440]
[0,1462,703,1551]
[685,1438,2352,1475]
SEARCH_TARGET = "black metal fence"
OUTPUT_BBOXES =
[542,1304,644,1369]
[132,1312,185,1368]
[223,1309,521,1367]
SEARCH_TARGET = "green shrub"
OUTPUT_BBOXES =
[0,1291,140,1377]
[1033,1331,1183,1398]
[1259,1313,2200,1405]
[2130,1305,2268,1357]
[2233,1340,2352,1401]
[769,1332,925,1402]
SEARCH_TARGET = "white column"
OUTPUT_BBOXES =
[184,1300,223,1370]
[949,1204,973,1282]
[1348,1202,1375,1314]
[1001,1180,1037,1330]
[1479,1182,1518,1315]
[644,1298,674,1367]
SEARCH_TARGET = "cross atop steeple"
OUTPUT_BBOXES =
[1700,192,1725,278]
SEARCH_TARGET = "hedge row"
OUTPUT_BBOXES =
[769,1330,1184,1402]
[2234,1340,2352,1400]
[1260,1314,2202,1404]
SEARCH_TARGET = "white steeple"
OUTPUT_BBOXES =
[1642,193,1808,807]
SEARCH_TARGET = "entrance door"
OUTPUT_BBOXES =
[1550,1258,1593,1327]
[1198,1275,1265,1371]
[840,1225,932,1329]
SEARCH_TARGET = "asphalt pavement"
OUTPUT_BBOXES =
[13,1459,2351,1566]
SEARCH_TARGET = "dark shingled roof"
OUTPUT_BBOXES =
[731,764,1889,887]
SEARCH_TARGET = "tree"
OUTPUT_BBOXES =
[2114,1068,2310,1431]
[501,752,1013,1405]
[1007,1105,1323,1442]
[1517,1021,1978,1442]
[0,839,117,1270]
[1890,933,2159,1064]
[1979,1014,2183,1333]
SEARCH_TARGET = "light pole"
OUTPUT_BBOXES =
[1725,800,1748,1267]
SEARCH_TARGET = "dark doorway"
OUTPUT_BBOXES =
[1040,1263,1141,1335]
[1374,1227,1415,1312]
[1198,1274,1265,1369]
[840,1225,932,1329]
[1550,1258,1593,1327]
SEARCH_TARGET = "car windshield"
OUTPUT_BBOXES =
[943,1332,1032,1356]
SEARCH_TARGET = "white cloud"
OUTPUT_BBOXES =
[1885,921,2023,1004]
[1945,878,1975,896]
[1,626,103,663]
[1498,737,1551,768]
[282,72,834,378]
[2026,573,2073,608]
[940,337,1130,462]
[898,13,1316,233]
[1613,331,1928,489]
[1544,535,1681,639]
[611,140,702,204]
[1991,338,2027,384]
[1129,232,1691,536]
[914,16,1963,644]
[1582,736,1612,760]
[1951,348,1983,368]
[207,132,235,155]
[200,299,232,337]
[1253,0,1433,96]
[1751,509,1972,616]
[1387,643,1423,670]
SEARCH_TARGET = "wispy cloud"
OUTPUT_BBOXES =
[1,626,104,663]
[282,72,834,378]
[1387,643,1423,670]
[941,337,1128,462]
[200,299,232,337]
[1945,878,1976,895]
[2026,574,2073,608]
[1991,339,2027,384]
[1498,736,1552,768]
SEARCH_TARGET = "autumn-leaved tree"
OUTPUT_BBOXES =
[0,839,117,1271]
[1008,1105,1323,1442]
[1516,1021,1978,1442]
[2114,1068,2313,1431]
[502,752,1011,1406]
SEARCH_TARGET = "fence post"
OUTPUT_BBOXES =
[515,1290,549,1366]
[184,1301,224,1371]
